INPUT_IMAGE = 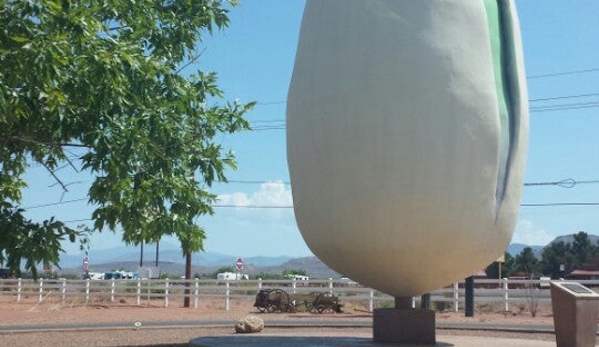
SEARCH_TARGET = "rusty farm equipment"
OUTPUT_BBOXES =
[253,289,342,313]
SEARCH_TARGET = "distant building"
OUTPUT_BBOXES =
[567,269,599,281]
[216,272,248,280]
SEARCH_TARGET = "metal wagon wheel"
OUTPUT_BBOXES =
[253,289,271,313]
[304,299,315,313]
[266,289,291,313]
[315,292,338,313]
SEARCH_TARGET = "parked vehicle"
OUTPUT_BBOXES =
[84,272,105,280]
[216,272,248,280]
[217,272,237,280]
[104,270,138,280]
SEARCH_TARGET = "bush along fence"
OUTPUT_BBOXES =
[1,277,597,312]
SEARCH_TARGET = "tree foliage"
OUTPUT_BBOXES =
[283,269,308,278]
[0,0,252,277]
[540,231,599,278]
[512,247,539,278]
[539,241,573,279]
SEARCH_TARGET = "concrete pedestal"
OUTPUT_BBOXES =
[550,282,599,347]
[373,308,436,345]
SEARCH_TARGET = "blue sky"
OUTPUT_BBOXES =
[21,0,599,261]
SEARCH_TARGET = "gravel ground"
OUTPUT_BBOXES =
[0,295,559,347]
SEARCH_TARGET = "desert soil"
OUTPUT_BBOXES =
[0,295,557,347]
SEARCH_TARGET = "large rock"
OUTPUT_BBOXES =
[234,315,264,334]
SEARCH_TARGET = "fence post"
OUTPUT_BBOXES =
[164,279,169,308]
[411,296,416,308]
[62,278,67,303]
[147,279,151,305]
[194,279,199,309]
[136,280,141,306]
[258,278,262,290]
[369,290,374,312]
[328,278,333,292]
[465,276,474,317]
[292,278,297,294]
[453,282,459,312]
[503,277,509,312]
[85,279,90,303]
[17,278,22,302]
[225,280,230,311]
[110,279,115,302]
[38,278,44,302]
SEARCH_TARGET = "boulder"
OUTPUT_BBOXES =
[234,315,264,334]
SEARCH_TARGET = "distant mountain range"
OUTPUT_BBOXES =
[550,234,599,246]
[506,234,599,259]
[60,247,291,269]
[58,233,598,279]
[506,243,544,257]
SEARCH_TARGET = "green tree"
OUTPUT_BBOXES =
[283,269,308,278]
[512,247,539,278]
[0,0,252,294]
[571,231,599,266]
[539,231,599,278]
[253,272,281,280]
[539,241,574,279]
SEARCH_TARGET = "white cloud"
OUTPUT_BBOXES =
[217,181,292,207]
[206,181,307,256]
[512,219,555,246]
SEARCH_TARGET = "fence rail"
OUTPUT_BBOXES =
[1,277,598,312]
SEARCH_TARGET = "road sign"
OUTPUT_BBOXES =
[235,258,244,270]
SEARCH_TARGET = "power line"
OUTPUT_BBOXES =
[63,218,93,224]
[529,92,599,103]
[23,178,599,210]
[527,67,599,80]
[253,88,599,113]
[521,202,599,207]
[530,101,599,113]
[212,205,293,209]
[251,119,286,124]
[23,198,88,210]
[59,200,599,224]
[250,91,599,125]
[228,179,290,184]
[251,126,286,131]
[523,178,599,188]
[255,101,286,106]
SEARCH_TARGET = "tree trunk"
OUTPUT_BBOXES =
[183,251,191,308]
[139,241,144,267]
[155,241,159,267]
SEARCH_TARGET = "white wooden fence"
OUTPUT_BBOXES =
[1,277,597,312]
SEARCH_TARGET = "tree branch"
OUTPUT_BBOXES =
[41,162,68,193]
[176,47,207,74]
